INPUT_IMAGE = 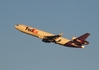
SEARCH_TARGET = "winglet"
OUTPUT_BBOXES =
[59,33,63,36]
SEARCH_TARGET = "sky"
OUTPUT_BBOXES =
[0,0,99,70]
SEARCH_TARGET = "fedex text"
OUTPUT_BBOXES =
[25,27,38,34]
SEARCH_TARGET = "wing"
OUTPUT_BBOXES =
[45,33,63,39]
[42,33,63,43]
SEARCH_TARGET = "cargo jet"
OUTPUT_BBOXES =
[15,24,90,48]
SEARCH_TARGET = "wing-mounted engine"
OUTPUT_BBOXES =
[42,37,61,43]
[42,38,51,43]
[42,33,63,43]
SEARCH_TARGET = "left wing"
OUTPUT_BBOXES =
[42,33,63,43]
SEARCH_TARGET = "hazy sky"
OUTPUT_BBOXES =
[1,0,99,70]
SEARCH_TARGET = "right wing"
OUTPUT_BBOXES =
[42,33,63,43]
[44,33,63,39]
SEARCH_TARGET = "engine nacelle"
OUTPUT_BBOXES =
[42,39,51,43]
[72,36,77,40]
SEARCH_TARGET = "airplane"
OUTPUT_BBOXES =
[15,24,90,48]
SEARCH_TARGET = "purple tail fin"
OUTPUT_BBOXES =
[77,33,90,40]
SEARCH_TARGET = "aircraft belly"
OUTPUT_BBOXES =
[56,37,70,45]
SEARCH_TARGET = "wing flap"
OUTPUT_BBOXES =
[43,33,63,43]
[44,33,63,39]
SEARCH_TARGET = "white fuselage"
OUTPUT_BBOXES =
[15,24,70,45]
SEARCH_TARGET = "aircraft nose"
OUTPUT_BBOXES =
[15,24,19,29]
